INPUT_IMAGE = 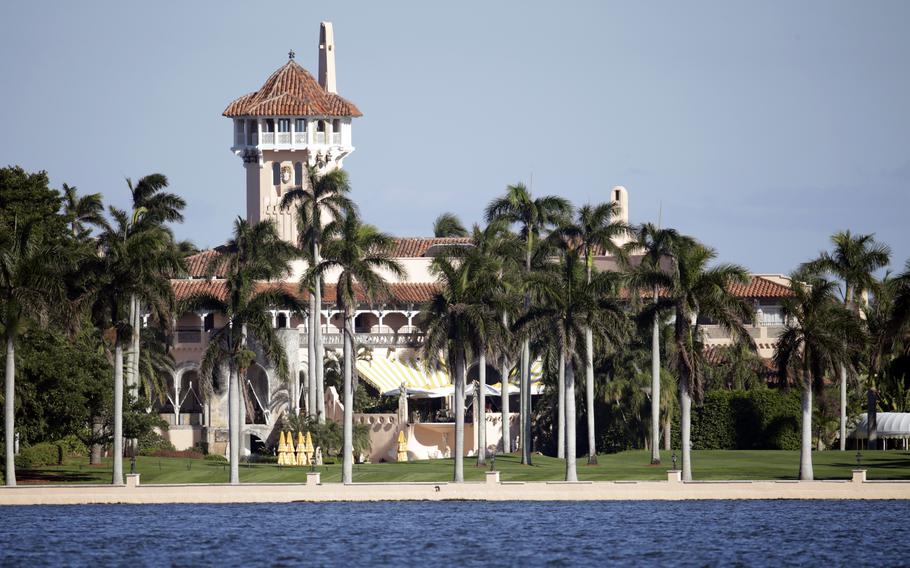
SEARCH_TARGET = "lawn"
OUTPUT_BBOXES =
[9,450,910,485]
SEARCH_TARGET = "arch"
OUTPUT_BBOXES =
[276,312,288,329]
[245,363,270,425]
[382,312,407,333]
[272,162,281,186]
[356,312,378,333]
[466,362,502,384]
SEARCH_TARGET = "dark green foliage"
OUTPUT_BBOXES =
[0,166,67,240]
[15,442,63,468]
[280,413,371,458]
[204,453,228,463]
[137,430,175,456]
[674,390,801,450]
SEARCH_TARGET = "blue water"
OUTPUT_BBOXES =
[0,500,906,566]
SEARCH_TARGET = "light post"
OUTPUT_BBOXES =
[671,451,678,470]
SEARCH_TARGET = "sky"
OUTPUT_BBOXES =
[2,1,908,275]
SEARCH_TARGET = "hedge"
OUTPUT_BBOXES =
[674,389,801,450]
[15,442,64,468]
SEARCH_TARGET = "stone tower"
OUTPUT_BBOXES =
[223,22,361,244]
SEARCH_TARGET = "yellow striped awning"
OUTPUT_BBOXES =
[356,358,451,395]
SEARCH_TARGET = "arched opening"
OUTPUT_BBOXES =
[382,312,407,333]
[180,370,204,415]
[355,312,378,333]
[245,365,270,425]
[276,312,288,329]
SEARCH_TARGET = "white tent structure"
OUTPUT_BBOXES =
[850,413,910,449]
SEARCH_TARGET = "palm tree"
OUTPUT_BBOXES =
[123,175,185,411]
[433,212,469,238]
[519,246,627,480]
[0,220,70,486]
[552,201,628,465]
[802,231,891,450]
[485,183,571,465]
[90,208,182,485]
[62,183,104,238]
[280,166,353,423]
[624,224,693,464]
[776,274,862,479]
[662,240,753,480]
[308,212,403,483]
[187,218,300,484]
[421,240,504,482]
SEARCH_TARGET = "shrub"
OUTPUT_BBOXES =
[673,389,801,450]
[203,453,227,463]
[138,431,176,456]
[150,449,204,459]
[15,442,63,468]
[55,435,88,458]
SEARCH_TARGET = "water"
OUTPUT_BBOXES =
[0,500,906,566]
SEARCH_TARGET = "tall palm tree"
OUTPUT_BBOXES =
[776,274,861,479]
[624,224,693,465]
[552,201,628,465]
[802,230,891,450]
[188,218,300,484]
[519,247,627,480]
[123,175,185,408]
[485,182,571,465]
[62,183,104,238]
[433,212,469,238]
[308,212,403,483]
[280,166,353,423]
[0,220,70,486]
[661,240,753,480]
[421,240,504,482]
[90,208,182,485]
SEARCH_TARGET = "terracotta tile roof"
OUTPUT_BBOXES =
[184,250,226,278]
[391,237,472,257]
[223,60,361,118]
[173,279,439,305]
[730,276,794,298]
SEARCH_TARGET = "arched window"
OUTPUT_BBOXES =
[294,162,303,187]
[276,313,288,329]
[272,162,280,185]
[203,313,215,332]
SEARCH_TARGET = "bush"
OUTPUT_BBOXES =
[138,431,176,456]
[674,389,801,450]
[15,442,63,468]
[55,435,88,458]
[203,453,227,463]
[150,449,204,459]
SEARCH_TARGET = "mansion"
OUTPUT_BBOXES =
[159,22,795,462]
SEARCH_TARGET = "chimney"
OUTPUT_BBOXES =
[318,21,337,93]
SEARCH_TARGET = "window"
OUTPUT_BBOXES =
[295,118,307,132]
[272,163,280,185]
[332,118,341,131]
[235,120,244,133]
[276,313,288,329]
[203,313,215,332]
[264,119,275,132]
[760,306,784,326]
[278,119,290,133]
[317,121,326,132]
[614,189,621,201]
[294,162,303,186]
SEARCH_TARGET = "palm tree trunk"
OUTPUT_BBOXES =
[228,364,241,484]
[839,365,847,451]
[500,312,511,454]
[520,338,532,465]
[679,377,692,481]
[314,260,326,424]
[663,413,671,451]
[129,295,141,458]
[868,387,878,451]
[90,417,103,465]
[584,326,597,464]
[800,380,814,480]
[650,303,661,464]
[477,351,487,466]
[565,353,578,482]
[112,341,124,486]
[307,293,317,418]
[454,349,466,482]
[557,348,565,459]
[342,311,354,483]
[4,336,16,486]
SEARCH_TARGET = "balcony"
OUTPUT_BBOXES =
[299,332,424,349]
[332,132,341,144]
[233,129,344,151]
[176,328,203,344]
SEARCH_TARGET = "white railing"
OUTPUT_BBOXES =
[294,132,307,144]
[261,132,275,144]
[314,132,326,144]
[277,132,291,144]
[332,132,342,144]
[299,332,424,348]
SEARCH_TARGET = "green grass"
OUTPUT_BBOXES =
[11,450,910,485]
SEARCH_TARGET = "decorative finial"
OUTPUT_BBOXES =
[288,49,295,60]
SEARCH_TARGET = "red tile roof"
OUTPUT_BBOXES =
[730,276,794,298]
[223,60,361,118]
[184,250,226,278]
[173,279,439,306]
[391,238,471,258]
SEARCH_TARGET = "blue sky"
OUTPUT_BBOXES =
[2,1,908,274]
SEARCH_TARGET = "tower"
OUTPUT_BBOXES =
[223,22,361,244]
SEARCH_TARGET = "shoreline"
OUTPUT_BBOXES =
[3,470,910,505]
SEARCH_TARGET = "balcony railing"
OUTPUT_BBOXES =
[294,132,307,144]
[332,132,342,144]
[277,132,291,144]
[176,329,202,344]
[260,132,275,144]
[299,332,424,349]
